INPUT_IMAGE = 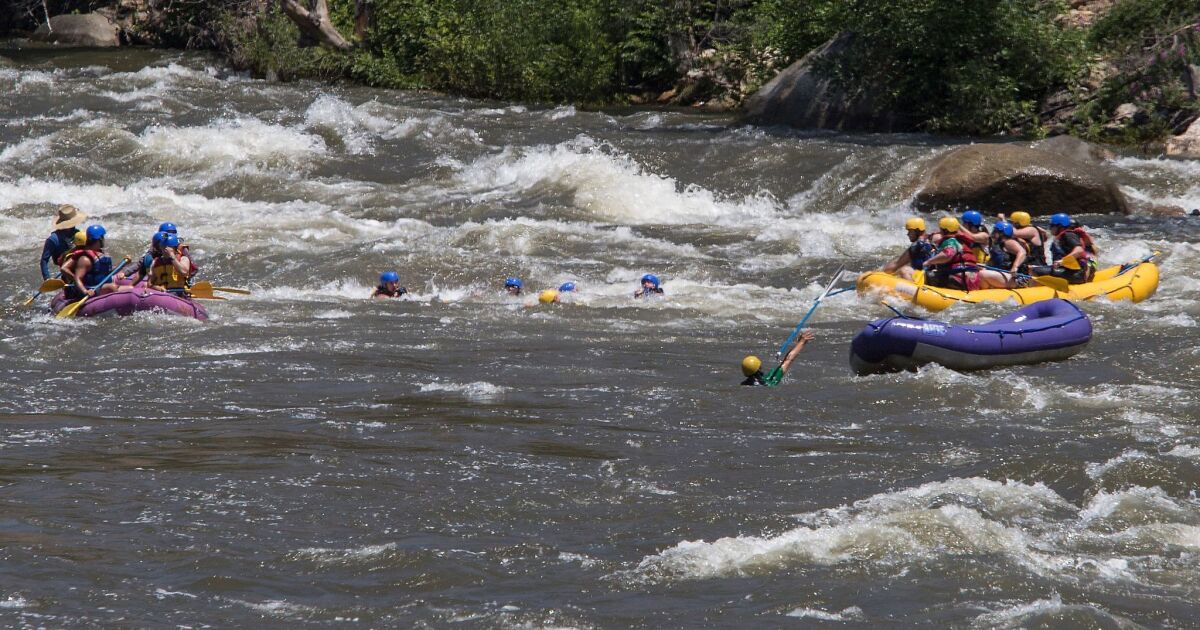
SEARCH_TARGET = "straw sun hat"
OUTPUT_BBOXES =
[51,204,87,230]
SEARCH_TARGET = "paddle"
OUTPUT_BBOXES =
[189,281,250,295]
[23,278,66,306]
[55,258,130,319]
[1118,251,1159,274]
[777,265,846,357]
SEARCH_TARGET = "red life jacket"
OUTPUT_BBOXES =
[947,232,979,266]
[1058,227,1096,261]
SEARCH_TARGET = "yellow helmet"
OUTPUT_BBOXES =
[538,289,559,304]
[938,216,960,232]
[73,231,88,247]
[741,355,762,377]
[904,217,926,231]
[1011,210,1031,227]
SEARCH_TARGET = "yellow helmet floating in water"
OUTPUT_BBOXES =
[741,355,762,376]
[1011,211,1032,227]
[538,289,559,304]
[938,216,960,232]
[905,217,926,231]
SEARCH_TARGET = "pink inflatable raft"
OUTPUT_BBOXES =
[50,288,208,321]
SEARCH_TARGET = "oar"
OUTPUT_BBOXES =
[190,281,250,295]
[980,265,1070,293]
[55,258,130,319]
[186,285,226,300]
[23,278,66,305]
[1118,251,1159,274]
[777,265,846,357]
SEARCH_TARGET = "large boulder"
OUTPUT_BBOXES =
[742,33,916,132]
[32,14,119,48]
[914,143,1131,215]
[1165,117,1200,159]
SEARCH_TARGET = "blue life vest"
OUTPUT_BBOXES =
[82,254,113,288]
[908,239,934,268]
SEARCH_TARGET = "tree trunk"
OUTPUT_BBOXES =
[354,0,371,40]
[278,0,353,51]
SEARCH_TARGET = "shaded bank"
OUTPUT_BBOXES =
[2,1,1198,146]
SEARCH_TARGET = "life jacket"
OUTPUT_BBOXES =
[958,229,989,264]
[376,285,406,298]
[941,236,978,268]
[927,237,978,290]
[63,249,112,288]
[151,257,191,294]
[47,231,75,265]
[1055,227,1097,265]
[907,238,935,268]
[1023,227,1049,266]
[989,237,1031,273]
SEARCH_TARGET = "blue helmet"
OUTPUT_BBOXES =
[558,281,576,292]
[380,271,399,284]
[994,221,1014,237]
[1050,213,1071,228]
[162,233,180,248]
[158,222,178,234]
[962,209,983,227]
[640,274,660,288]
[504,277,523,289]
[152,231,166,247]
[86,224,106,241]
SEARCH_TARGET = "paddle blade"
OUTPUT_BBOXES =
[912,270,925,286]
[39,279,66,293]
[1033,275,1070,292]
[23,294,37,306]
[1060,254,1081,270]
[55,298,86,319]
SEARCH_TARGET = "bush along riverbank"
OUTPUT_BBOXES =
[4,0,1199,150]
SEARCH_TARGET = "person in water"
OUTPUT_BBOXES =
[1009,210,1049,267]
[881,217,934,280]
[60,225,119,300]
[741,330,815,386]
[40,204,87,280]
[149,233,194,296]
[634,274,663,298]
[372,271,407,299]
[987,221,1030,276]
[536,281,577,305]
[504,277,523,296]
[1029,213,1097,284]
[922,217,1020,290]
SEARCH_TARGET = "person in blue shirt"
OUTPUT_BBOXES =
[634,274,664,298]
[39,205,87,280]
[881,217,934,281]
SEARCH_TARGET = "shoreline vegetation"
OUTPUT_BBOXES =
[3,0,1199,149]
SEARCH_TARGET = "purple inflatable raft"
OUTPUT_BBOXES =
[850,299,1091,375]
[50,288,208,321]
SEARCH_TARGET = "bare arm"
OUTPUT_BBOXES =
[1006,241,1026,273]
[779,330,815,374]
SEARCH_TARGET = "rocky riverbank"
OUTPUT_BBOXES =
[4,1,1199,162]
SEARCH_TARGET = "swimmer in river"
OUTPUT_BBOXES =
[740,330,815,386]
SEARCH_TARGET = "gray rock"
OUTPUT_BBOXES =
[1166,117,1200,159]
[914,143,1131,215]
[32,14,119,48]
[1032,135,1114,166]
[742,32,916,132]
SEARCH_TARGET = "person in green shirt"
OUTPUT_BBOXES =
[741,330,815,386]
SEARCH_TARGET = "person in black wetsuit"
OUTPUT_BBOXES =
[741,330,815,386]
[1029,213,1097,284]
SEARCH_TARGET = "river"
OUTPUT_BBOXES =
[1,47,1199,627]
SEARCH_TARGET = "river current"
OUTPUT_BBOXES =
[1,48,1199,627]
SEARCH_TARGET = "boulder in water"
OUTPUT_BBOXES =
[913,143,1131,215]
[742,33,916,132]
[1166,117,1200,159]
[32,14,119,48]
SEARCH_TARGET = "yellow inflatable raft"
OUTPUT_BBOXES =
[857,262,1159,312]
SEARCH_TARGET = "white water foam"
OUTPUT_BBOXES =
[292,542,398,565]
[419,381,508,402]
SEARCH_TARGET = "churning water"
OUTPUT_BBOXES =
[1,48,1200,627]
